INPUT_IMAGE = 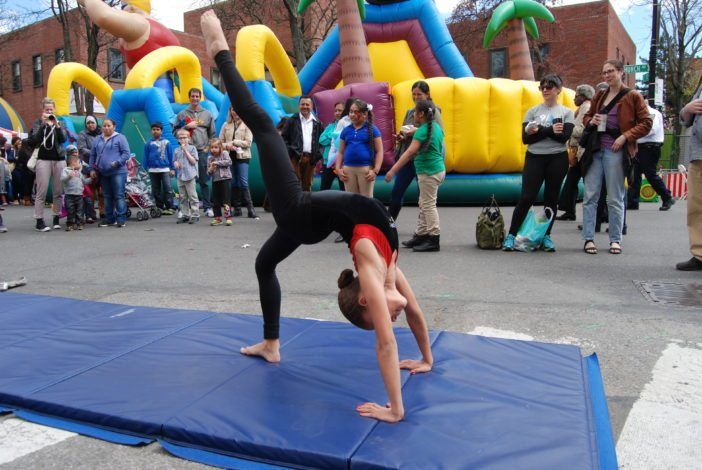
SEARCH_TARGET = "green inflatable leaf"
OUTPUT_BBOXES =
[483,1,516,48]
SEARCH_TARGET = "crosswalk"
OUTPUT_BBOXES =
[1,327,701,469]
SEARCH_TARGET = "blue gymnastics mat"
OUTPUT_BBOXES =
[0,293,617,469]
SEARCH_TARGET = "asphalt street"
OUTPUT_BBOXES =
[0,199,700,469]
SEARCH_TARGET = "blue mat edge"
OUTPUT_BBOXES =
[160,440,295,470]
[15,410,154,446]
[585,353,618,470]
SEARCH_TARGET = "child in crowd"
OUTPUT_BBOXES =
[61,147,91,231]
[0,137,9,207]
[143,122,175,215]
[207,138,233,226]
[173,128,199,224]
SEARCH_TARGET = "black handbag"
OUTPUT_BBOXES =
[476,195,505,250]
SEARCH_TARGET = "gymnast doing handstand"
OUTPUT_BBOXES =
[201,10,433,423]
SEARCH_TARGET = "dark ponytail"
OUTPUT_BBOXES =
[415,100,435,153]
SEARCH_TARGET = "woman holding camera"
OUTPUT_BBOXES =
[581,60,652,255]
[27,98,67,232]
[502,74,574,252]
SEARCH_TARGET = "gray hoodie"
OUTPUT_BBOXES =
[61,167,91,196]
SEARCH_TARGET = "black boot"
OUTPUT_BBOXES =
[660,198,675,211]
[231,187,242,217]
[401,233,424,248]
[243,188,259,219]
[412,234,440,252]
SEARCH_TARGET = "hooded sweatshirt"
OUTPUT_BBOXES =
[89,132,130,176]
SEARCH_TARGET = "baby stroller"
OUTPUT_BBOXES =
[125,155,162,221]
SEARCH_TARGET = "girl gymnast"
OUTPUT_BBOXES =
[201,10,433,423]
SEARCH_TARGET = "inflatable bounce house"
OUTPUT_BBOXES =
[46,0,575,204]
[0,96,26,138]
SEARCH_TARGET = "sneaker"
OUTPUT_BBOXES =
[77,224,84,231]
[555,212,576,221]
[541,235,556,252]
[177,210,183,219]
[86,217,95,224]
[502,234,515,251]
[65,225,73,232]
[0,225,7,233]
[211,218,223,226]
[205,208,214,218]
[162,208,174,216]
[52,215,61,230]
[660,198,675,211]
[676,257,702,271]
[35,219,51,232]
[225,218,233,226]
[189,216,199,224]
[177,216,190,224]
[98,220,109,227]
[116,222,126,228]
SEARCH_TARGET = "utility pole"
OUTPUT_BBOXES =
[648,0,661,106]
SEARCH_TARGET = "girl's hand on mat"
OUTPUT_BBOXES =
[356,402,403,423]
[399,359,432,375]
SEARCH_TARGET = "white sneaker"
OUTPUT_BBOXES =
[205,208,214,218]
[177,210,183,219]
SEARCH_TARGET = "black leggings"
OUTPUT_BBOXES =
[508,152,569,236]
[211,179,231,217]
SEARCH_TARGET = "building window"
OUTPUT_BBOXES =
[11,60,21,92]
[32,55,43,87]
[108,48,125,82]
[55,48,65,64]
[489,49,508,78]
[211,68,222,91]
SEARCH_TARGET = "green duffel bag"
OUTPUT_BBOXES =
[476,195,505,250]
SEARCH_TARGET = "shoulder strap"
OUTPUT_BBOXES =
[599,88,631,115]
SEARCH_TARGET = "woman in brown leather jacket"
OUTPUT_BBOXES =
[581,60,652,255]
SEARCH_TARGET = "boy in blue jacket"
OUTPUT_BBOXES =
[143,122,175,215]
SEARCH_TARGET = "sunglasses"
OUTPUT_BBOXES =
[539,84,556,91]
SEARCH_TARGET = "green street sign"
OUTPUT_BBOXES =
[624,64,649,74]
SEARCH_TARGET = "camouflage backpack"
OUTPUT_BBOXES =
[476,195,505,250]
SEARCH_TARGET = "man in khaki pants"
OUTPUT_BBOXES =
[677,86,702,271]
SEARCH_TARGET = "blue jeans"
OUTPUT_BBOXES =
[388,160,417,220]
[582,149,625,243]
[231,160,250,188]
[101,173,127,224]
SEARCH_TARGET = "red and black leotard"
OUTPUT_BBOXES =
[213,50,398,340]
[350,224,396,269]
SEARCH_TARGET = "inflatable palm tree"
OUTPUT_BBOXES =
[482,0,555,81]
[298,0,374,84]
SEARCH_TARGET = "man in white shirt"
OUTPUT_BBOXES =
[628,105,675,211]
[281,96,323,191]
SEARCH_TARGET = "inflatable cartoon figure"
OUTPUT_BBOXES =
[77,0,180,69]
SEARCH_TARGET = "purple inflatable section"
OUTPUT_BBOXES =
[309,19,445,95]
[313,82,396,170]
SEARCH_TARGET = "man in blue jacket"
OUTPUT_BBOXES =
[143,122,175,215]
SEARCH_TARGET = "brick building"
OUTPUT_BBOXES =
[449,0,637,90]
[0,8,218,130]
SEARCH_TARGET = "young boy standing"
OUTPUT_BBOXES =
[61,148,91,231]
[143,122,175,215]
[173,129,200,224]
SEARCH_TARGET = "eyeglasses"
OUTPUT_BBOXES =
[601,69,618,76]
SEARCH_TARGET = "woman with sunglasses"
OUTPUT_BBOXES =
[581,60,651,255]
[201,10,433,424]
[503,74,575,252]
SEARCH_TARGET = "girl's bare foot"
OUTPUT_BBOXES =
[240,339,281,363]
[200,10,230,59]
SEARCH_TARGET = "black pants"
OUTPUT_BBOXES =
[627,143,671,207]
[320,166,345,191]
[65,194,84,226]
[197,157,212,210]
[149,172,174,210]
[558,163,582,216]
[389,160,416,220]
[216,50,395,340]
[212,179,232,218]
[509,152,569,236]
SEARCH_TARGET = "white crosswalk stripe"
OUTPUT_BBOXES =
[616,343,702,469]
[0,417,75,465]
